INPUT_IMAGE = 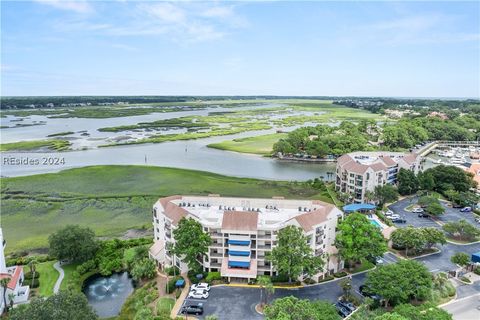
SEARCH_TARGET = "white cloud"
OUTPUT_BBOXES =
[34,0,93,14]
[141,2,186,24]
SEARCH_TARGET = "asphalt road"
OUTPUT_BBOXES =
[180,252,398,320]
[441,294,480,320]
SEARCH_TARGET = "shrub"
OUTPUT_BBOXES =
[24,271,41,280]
[460,276,471,283]
[165,266,180,276]
[175,290,182,299]
[474,267,480,275]
[167,276,183,294]
[24,278,40,288]
[334,271,348,278]
[303,278,316,285]
[271,274,289,283]
[205,272,221,283]
[76,259,96,275]
[318,275,334,283]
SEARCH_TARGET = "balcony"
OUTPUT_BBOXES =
[257,233,272,239]
[210,262,222,268]
[257,244,272,250]
[210,232,223,238]
[211,242,223,248]
[210,252,223,258]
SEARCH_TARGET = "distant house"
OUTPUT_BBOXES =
[427,111,449,120]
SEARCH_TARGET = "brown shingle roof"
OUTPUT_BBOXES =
[293,205,334,232]
[380,156,396,166]
[222,211,258,231]
[159,195,187,225]
[370,162,387,172]
[403,153,417,165]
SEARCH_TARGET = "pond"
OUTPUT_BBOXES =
[83,272,134,318]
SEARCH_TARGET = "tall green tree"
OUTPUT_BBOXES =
[397,168,419,195]
[450,252,470,269]
[264,296,340,320]
[390,227,426,257]
[257,276,275,306]
[131,258,156,281]
[422,227,446,249]
[268,226,324,283]
[0,278,10,315]
[48,225,98,263]
[392,303,452,320]
[172,218,211,272]
[10,290,98,320]
[365,260,432,307]
[335,213,387,268]
[442,219,480,242]
[374,185,399,206]
[425,202,445,216]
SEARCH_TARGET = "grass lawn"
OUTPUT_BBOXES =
[207,133,287,155]
[350,259,375,274]
[36,261,59,297]
[59,263,82,291]
[156,297,175,315]
[2,165,334,253]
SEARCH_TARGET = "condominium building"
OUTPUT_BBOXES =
[149,195,344,282]
[335,151,421,203]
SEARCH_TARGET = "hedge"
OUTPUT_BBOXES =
[24,271,41,280]
[23,278,40,288]
[205,272,221,283]
[167,276,183,294]
[334,271,348,278]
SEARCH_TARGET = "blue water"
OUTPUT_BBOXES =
[369,219,382,229]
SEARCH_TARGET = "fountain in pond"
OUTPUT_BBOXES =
[83,272,134,318]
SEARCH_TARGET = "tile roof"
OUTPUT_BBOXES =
[222,211,259,231]
[379,156,396,166]
[159,196,187,225]
[0,266,22,290]
[149,240,165,257]
[402,153,417,165]
[293,205,335,232]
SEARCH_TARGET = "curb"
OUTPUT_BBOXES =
[438,293,479,308]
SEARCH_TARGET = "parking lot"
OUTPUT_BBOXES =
[179,252,399,319]
[388,198,479,229]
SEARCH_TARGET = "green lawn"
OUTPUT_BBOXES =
[35,261,59,297]
[60,263,80,291]
[2,165,333,253]
[156,297,175,316]
[207,133,287,155]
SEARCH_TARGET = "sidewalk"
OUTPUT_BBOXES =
[53,261,65,293]
[170,273,191,319]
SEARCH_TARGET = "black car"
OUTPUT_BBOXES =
[335,302,351,318]
[418,212,429,218]
[338,300,356,312]
[392,217,406,223]
[359,285,381,300]
[181,305,204,315]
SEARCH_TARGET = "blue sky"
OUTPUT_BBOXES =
[1,1,479,97]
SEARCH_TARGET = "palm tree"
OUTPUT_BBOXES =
[364,191,375,204]
[28,259,37,289]
[0,277,10,314]
[257,276,274,307]
[7,293,15,309]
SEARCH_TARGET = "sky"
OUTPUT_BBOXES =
[1,0,479,98]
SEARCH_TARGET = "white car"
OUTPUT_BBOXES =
[191,283,210,292]
[384,210,394,216]
[412,207,424,213]
[387,214,401,220]
[188,289,209,299]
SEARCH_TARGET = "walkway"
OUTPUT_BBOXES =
[170,273,191,319]
[53,261,65,294]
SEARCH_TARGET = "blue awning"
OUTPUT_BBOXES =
[229,250,250,257]
[175,279,185,287]
[228,261,250,268]
[228,240,250,246]
[343,203,376,213]
[472,252,480,263]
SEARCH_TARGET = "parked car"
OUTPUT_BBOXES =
[452,203,463,208]
[335,302,351,317]
[188,289,209,299]
[180,305,204,315]
[392,217,407,223]
[412,207,424,213]
[338,300,356,312]
[359,285,381,300]
[460,207,472,212]
[191,282,211,292]
[418,212,429,218]
[475,217,480,224]
[384,210,394,216]
[387,214,401,220]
